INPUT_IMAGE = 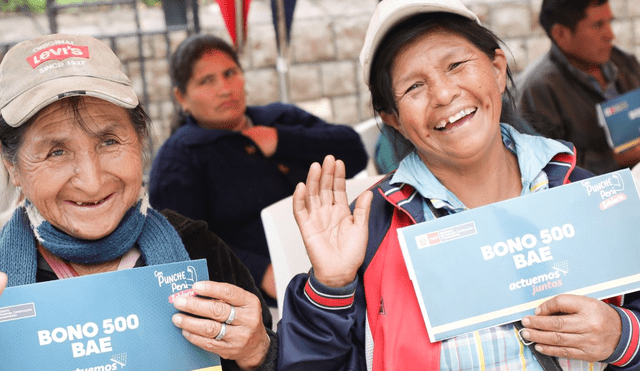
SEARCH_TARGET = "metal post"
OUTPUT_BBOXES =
[131,0,152,153]
[192,0,201,34]
[46,0,58,34]
[184,0,201,35]
[275,0,290,103]
[234,0,244,53]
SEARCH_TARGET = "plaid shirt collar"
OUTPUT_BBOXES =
[390,124,571,216]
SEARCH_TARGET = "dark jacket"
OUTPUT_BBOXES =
[37,209,277,371]
[516,45,640,175]
[148,103,368,297]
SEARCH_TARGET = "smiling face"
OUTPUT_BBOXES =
[4,97,144,240]
[175,49,247,131]
[380,29,507,170]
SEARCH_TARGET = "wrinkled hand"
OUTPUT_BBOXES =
[293,155,373,288]
[0,272,7,297]
[521,294,621,362]
[172,281,270,370]
[241,126,278,157]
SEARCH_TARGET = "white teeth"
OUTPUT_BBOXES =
[74,200,101,206]
[436,108,477,130]
[449,108,476,124]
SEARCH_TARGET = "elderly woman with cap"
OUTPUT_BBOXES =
[0,34,276,370]
[277,0,640,370]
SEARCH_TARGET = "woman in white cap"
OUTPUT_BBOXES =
[277,0,639,370]
[0,34,275,370]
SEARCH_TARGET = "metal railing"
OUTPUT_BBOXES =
[1,0,201,110]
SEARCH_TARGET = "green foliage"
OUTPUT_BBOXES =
[1,0,46,13]
[0,0,161,14]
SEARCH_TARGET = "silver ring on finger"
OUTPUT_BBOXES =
[225,305,236,325]
[214,322,226,341]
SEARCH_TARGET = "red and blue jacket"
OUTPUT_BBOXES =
[277,140,640,371]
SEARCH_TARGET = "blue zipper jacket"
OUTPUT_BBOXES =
[277,127,640,370]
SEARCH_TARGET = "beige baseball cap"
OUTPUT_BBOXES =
[0,34,138,127]
[359,0,480,86]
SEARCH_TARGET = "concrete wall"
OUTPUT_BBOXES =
[1,0,640,151]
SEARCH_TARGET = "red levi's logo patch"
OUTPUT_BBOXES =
[27,44,90,68]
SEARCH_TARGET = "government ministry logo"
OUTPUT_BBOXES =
[604,101,629,117]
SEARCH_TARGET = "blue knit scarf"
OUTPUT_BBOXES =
[0,194,190,287]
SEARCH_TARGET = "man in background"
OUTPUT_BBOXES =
[517,0,640,174]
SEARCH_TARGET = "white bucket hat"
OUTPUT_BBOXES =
[359,0,480,86]
[0,33,138,127]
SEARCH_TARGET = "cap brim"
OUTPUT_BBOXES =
[1,75,138,127]
[359,2,480,86]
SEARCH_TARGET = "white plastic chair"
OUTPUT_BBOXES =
[354,118,380,159]
[261,174,384,321]
[354,118,382,177]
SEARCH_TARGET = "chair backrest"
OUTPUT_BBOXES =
[261,174,384,313]
[354,117,381,161]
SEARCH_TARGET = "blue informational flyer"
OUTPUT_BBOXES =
[0,259,221,371]
[596,87,640,153]
[397,169,640,342]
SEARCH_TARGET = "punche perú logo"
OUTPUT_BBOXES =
[27,44,89,68]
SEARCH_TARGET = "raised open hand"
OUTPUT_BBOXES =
[292,155,373,288]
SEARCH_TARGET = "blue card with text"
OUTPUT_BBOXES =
[397,169,640,342]
[0,259,221,371]
[597,87,640,153]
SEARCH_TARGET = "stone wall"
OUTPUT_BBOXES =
[1,0,640,151]
[474,0,640,77]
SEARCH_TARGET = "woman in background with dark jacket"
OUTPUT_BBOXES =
[149,35,368,303]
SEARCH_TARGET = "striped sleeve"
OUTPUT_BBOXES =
[604,306,640,367]
[304,268,358,310]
